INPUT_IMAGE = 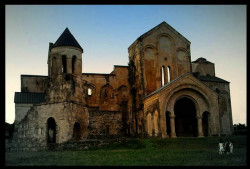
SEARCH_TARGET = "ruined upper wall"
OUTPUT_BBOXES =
[192,57,215,76]
[21,75,48,93]
[82,66,130,111]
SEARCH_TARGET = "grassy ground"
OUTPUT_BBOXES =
[5,135,247,166]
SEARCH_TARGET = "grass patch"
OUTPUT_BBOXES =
[5,135,247,166]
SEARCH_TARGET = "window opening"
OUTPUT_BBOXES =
[88,88,92,96]
[62,55,67,73]
[161,66,165,86]
[72,55,76,74]
[167,66,171,82]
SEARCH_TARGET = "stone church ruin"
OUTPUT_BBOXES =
[7,21,233,151]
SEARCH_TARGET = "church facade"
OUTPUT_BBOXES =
[9,22,233,151]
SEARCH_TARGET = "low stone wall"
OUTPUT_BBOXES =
[5,139,47,152]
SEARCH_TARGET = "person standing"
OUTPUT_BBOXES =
[219,138,225,155]
[229,141,233,154]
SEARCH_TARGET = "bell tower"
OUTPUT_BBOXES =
[46,28,86,104]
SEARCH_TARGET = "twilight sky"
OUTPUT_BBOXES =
[5,5,246,125]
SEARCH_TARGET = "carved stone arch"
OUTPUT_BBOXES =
[162,84,214,137]
[143,44,157,52]
[156,33,175,45]
[100,84,114,103]
[173,95,200,116]
[143,45,157,60]
[117,85,129,103]
[176,48,190,62]
[156,33,175,55]
[163,84,211,115]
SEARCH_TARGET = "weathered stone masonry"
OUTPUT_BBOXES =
[7,22,233,151]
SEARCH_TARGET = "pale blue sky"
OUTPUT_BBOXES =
[5,5,246,125]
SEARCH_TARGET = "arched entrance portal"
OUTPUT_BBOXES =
[47,117,56,143]
[73,122,81,141]
[174,97,197,137]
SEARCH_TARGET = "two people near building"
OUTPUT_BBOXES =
[219,138,233,155]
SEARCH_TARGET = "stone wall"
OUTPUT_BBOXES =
[21,75,47,93]
[202,81,233,134]
[88,108,123,139]
[6,102,89,151]
[15,103,33,123]
[83,66,130,111]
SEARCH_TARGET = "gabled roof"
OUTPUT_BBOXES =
[196,75,229,83]
[143,72,217,100]
[14,92,45,104]
[51,28,83,52]
[129,21,190,49]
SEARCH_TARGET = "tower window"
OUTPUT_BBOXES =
[62,55,67,73]
[72,55,76,74]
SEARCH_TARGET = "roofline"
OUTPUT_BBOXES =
[21,75,48,77]
[198,76,230,83]
[51,45,83,53]
[114,65,129,67]
[128,21,191,50]
[82,73,115,76]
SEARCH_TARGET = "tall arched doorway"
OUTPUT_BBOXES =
[73,122,81,141]
[174,97,197,137]
[47,117,56,143]
[202,111,209,137]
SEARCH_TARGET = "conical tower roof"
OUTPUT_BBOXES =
[52,27,83,52]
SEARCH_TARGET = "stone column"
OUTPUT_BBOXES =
[197,115,204,137]
[160,112,168,138]
[170,114,176,138]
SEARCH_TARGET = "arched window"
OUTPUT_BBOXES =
[62,55,67,73]
[161,66,165,87]
[167,66,171,82]
[72,55,76,74]
[88,88,92,96]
